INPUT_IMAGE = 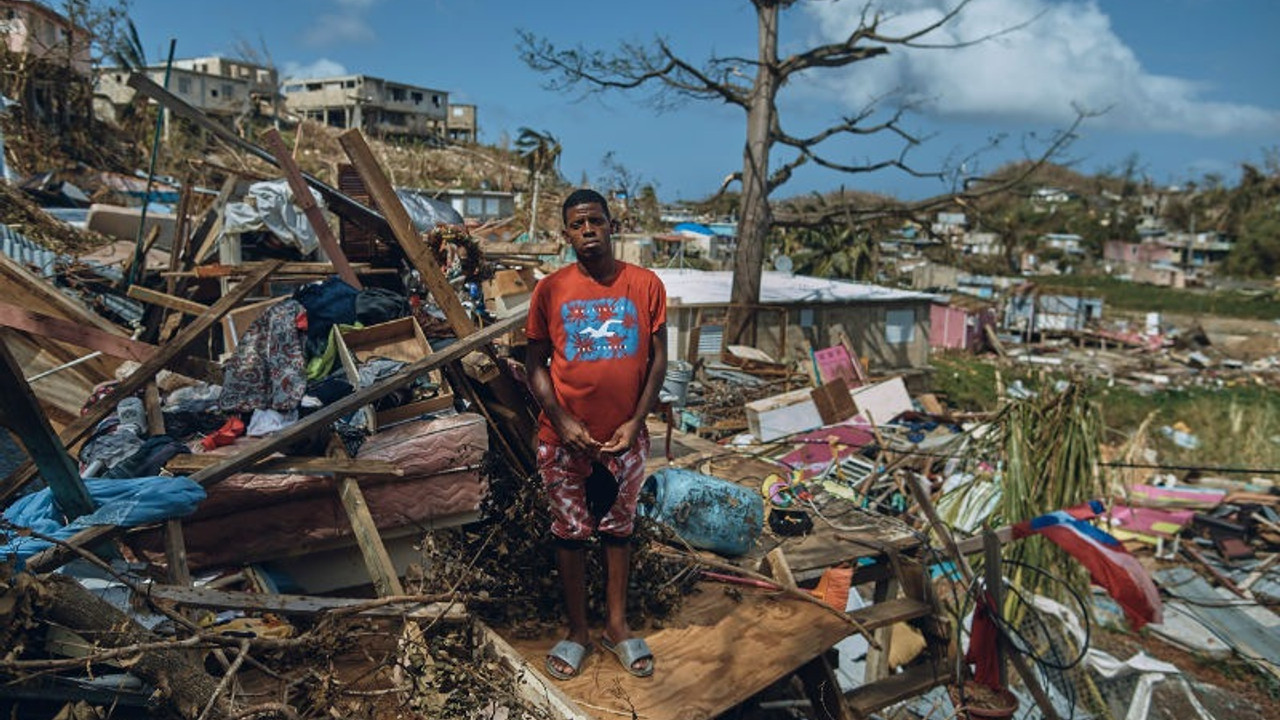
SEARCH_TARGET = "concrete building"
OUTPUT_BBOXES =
[446,103,477,143]
[97,56,278,120]
[0,0,91,74]
[282,74,448,141]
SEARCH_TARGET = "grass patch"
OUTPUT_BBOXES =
[1032,274,1280,321]
[931,353,1280,474]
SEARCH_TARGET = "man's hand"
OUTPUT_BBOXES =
[551,412,603,456]
[601,418,642,454]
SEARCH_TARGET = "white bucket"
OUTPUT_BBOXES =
[660,361,693,406]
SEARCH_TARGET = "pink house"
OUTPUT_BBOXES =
[1103,240,1179,267]
[929,302,994,351]
[1,0,92,75]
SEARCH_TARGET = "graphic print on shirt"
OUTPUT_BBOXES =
[562,297,640,361]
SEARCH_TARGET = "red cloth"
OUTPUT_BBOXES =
[965,594,1004,690]
[526,262,666,444]
[201,416,246,451]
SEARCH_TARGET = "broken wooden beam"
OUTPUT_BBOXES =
[143,585,467,622]
[261,127,362,289]
[337,128,474,336]
[0,335,94,518]
[163,454,405,478]
[126,285,211,316]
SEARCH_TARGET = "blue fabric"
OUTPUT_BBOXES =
[1,476,206,567]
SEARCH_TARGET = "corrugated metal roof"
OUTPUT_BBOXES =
[653,269,938,306]
[0,223,144,325]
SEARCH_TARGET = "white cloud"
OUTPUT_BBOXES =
[282,58,349,81]
[301,13,376,47]
[803,0,1280,136]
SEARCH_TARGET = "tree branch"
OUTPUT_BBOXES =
[517,31,750,110]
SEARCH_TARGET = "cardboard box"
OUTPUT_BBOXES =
[336,317,454,431]
[849,376,912,426]
[483,268,535,319]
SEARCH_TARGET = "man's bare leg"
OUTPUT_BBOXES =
[602,540,648,672]
[550,543,591,677]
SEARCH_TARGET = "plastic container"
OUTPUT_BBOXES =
[116,396,147,437]
[659,360,693,407]
[638,468,763,556]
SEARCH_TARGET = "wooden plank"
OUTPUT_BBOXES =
[0,301,150,363]
[0,335,94,518]
[187,308,526,488]
[506,586,855,720]
[0,261,283,506]
[126,285,210,316]
[337,128,474,336]
[261,128,362,289]
[479,241,561,256]
[338,472,405,593]
[145,383,192,587]
[862,577,899,683]
[118,224,162,286]
[0,300,220,381]
[190,176,238,266]
[161,261,382,278]
[338,476,405,598]
[847,661,955,717]
[847,597,932,632]
[163,454,404,477]
[984,528,1009,688]
[474,620,595,720]
[143,585,467,622]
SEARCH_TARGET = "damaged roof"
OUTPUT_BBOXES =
[652,268,938,306]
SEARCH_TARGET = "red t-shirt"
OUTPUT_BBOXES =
[526,262,667,445]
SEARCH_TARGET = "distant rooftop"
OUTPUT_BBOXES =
[652,268,936,306]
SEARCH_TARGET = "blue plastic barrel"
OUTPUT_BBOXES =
[638,468,763,556]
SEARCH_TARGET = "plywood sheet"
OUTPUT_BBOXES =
[505,584,856,720]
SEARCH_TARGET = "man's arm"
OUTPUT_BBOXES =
[527,337,601,455]
[601,324,668,454]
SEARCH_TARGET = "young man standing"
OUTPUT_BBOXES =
[525,188,668,680]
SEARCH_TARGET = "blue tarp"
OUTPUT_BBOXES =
[1,476,206,567]
[673,222,714,237]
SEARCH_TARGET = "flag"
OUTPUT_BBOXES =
[1012,500,1163,630]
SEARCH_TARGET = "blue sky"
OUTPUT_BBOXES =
[125,0,1280,203]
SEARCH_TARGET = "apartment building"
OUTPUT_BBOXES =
[282,74,448,142]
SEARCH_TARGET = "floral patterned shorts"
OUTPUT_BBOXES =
[536,431,650,541]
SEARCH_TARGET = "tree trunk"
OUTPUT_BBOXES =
[529,170,541,240]
[727,1,781,346]
[35,573,227,719]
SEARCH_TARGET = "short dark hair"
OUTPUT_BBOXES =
[561,188,611,223]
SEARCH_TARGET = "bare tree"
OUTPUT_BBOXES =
[519,0,1082,344]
